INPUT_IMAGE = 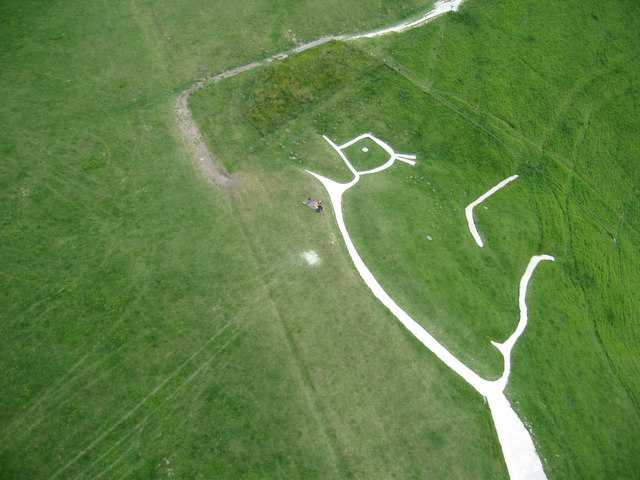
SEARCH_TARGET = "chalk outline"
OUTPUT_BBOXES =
[307,133,553,480]
[465,175,519,247]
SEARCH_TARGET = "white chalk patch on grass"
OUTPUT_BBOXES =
[307,134,553,480]
[362,147,369,152]
[465,175,519,248]
[301,251,321,266]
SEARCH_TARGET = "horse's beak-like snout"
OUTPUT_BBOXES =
[396,154,417,166]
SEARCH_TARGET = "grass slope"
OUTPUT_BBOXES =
[1,1,509,479]
[190,0,640,477]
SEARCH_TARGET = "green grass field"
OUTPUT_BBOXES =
[189,0,640,477]
[2,0,639,478]
[0,1,503,479]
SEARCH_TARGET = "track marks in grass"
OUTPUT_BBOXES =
[69,416,149,479]
[47,320,237,480]
[2,226,127,339]
[2,283,152,444]
[9,368,117,448]
[162,338,239,406]
[70,352,237,480]
[72,416,151,480]
[91,441,138,480]
[0,352,90,442]
[0,343,131,448]
[66,334,238,480]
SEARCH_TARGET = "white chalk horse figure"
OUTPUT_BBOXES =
[306,133,553,480]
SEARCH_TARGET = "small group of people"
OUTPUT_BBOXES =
[303,198,323,213]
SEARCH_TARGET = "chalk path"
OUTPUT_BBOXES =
[465,175,519,247]
[308,134,553,480]
[175,0,464,187]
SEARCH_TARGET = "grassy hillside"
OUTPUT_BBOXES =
[1,1,517,479]
[190,0,640,477]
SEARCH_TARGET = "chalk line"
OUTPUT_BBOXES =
[308,134,552,480]
[465,175,519,247]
